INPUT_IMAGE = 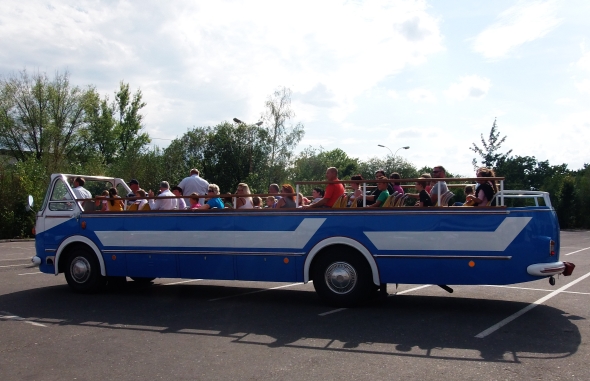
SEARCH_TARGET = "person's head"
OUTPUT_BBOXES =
[432,166,446,178]
[464,185,474,195]
[207,184,220,196]
[420,173,432,185]
[312,187,324,199]
[389,172,401,185]
[252,196,262,207]
[101,190,109,197]
[128,179,140,192]
[326,167,338,181]
[237,183,251,195]
[350,174,363,190]
[160,181,170,191]
[171,186,183,197]
[190,168,200,176]
[476,167,498,192]
[136,189,147,198]
[266,196,276,207]
[108,187,118,197]
[415,181,427,191]
[281,184,296,201]
[268,183,280,194]
[376,176,388,191]
[74,177,85,187]
[297,193,307,205]
[189,192,200,205]
[375,169,386,178]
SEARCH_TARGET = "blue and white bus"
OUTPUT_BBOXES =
[30,173,574,306]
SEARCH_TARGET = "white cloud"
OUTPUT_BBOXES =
[576,79,590,94]
[472,0,562,59]
[445,75,491,101]
[387,90,400,100]
[407,88,436,103]
[576,52,590,71]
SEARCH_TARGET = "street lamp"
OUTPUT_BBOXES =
[377,144,393,157]
[394,146,410,158]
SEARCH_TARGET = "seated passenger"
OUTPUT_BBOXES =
[415,181,433,207]
[365,170,392,205]
[429,166,448,206]
[454,185,474,206]
[366,176,390,208]
[148,181,177,210]
[236,183,253,209]
[106,187,124,211]
[199,184,225,209]
[389,172,405,195]
[252,196,262,209]
[171,186,187,210]
[276,184,296,208]
[467,167,497,206]
[134,189,148,210]
[266,196,276,208]
[95,190,109,211]
[348,175,364,206]
[297,193,311,206]
[304,167,345,208]
[268,183,282,201]
[188,192,201,209]
[310,187,324,204]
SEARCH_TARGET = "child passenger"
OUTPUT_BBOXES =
[366,176,389,208]
[188,192,201,209]
[266,196,276,208]
[415,181,432,207]
[454,185,474,206]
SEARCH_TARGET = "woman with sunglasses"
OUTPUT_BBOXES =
[466,167,497,207]
[199,184,225,209]
[235,183,253,209]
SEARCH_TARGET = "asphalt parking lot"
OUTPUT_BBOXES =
[1,232,589,381]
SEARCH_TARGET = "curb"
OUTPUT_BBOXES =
[0,239,35,243]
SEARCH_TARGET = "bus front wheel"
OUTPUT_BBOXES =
[312,247,373,307]
[64,247,106,293]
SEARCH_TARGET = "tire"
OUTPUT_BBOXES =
[312,246,374,307]
[64,246,106,293]
[130,277,156,283]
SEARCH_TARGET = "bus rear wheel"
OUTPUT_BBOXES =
[312,247,374,307]
[64,247,106,293]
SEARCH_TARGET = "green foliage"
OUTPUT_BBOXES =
[470,118,512,169]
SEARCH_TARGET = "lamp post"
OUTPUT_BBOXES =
[394,146,410,159]
[377,144,393,157]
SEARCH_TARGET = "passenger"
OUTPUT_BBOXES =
[188,192,202,209]
[106,187,124,211]
[268,183,282,200]
[429,166,448,206]
[415,181,433,207]
[297,192,311,206]
[171,186,187,210]
[127,179,140,207]
[72,177,92,201]
[389,172,405,195]
[199,184,225,209]
[276,184,297,208]
[252,196,262,209]
[95,190,109,211]
[348,175,364,206]
[236,183,253,209]
[365,170,391,206]
[148,181,177,210]
[310,188,324,204]
[265,196,276,208]
[366,176,390,208]
[304,167,345,208]
[134,189,149,210]
[178,169,209,205]
[454,185,474,206]
[376,169,395,194]
[467,167,497,207]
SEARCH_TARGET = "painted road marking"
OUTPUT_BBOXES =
[475,270,590,338]
[0,311,47,327]
[163,279,203,286]
[17,272,42,276]
[565,246,590,256]
[209,282,304,302]
[0,258,32,262]
[318,308,347,316]
[480,284,590,295]
[0,264,31,268]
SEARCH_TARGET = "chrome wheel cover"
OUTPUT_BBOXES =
[324,261,357,295]
[70,256,91,284]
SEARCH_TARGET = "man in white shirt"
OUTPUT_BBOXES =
[178,169,209,205]
[430,165,449,206]
[71,177,92,208]
[148,181,177,210]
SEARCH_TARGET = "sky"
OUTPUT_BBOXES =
[1,0,589,176]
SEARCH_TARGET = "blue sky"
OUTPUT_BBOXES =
[1,0,589,176]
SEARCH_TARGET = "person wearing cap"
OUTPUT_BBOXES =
[126,179,141,206]
[148,181,177,210]
[178,169,209,205]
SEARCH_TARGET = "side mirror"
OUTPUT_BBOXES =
[25,195,34,212]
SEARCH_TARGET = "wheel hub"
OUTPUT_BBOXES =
[325,261,357,294]
[70,256,91,284]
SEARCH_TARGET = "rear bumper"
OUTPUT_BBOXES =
[527,262,566,276]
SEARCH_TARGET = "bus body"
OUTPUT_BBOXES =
[31,174,572,306]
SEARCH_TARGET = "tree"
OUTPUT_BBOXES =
[470,118,512,169]
[85,88,118,164]
[114,82,150,155]
[262,87,304,185]
[0,70,90,170]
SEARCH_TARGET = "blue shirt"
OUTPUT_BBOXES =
[206,198,225,209]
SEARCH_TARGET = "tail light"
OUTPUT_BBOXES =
[549,240,555,256]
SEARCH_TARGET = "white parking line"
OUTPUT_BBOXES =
[475,270,590,338]
[209,282,303,302]
[0,258,31,262]
[0,311,47,327]
[480,284,590,295]
[0,264,31,268]
[17,272,42,276]
[318,308,347,316]
[565,246,590,256]
[163,279,202,286]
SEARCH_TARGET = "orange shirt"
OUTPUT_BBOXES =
[324,181,345,207]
